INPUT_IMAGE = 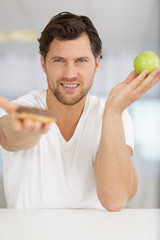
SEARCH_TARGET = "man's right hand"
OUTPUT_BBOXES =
[0,97,51,151]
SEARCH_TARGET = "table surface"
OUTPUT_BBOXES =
[0,208,159,240]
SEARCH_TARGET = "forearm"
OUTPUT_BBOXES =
[0,115,41,151]
[94,68,160,211]
[94,107,137,211]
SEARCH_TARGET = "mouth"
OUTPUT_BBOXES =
[60,83,80,89]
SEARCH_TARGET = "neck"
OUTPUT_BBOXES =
[46,89,87,141]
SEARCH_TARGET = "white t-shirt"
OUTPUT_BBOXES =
[0,90,134,209]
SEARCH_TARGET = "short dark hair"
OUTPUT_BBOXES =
[38,12,102,60]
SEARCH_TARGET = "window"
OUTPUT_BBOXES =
[129,99,160,162]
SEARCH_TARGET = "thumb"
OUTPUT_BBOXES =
[0,97,18,113]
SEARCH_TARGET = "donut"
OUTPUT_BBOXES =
[15,106,57,124]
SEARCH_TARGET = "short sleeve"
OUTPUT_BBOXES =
[0,108,14,159]
[122,110,134,151]
[0,108,7,118]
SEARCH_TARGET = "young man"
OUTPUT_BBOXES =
[0,12,160,211]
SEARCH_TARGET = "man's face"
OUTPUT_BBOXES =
[41,33,100,105]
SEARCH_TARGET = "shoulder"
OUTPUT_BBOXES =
[122,109,133,124]
[13,90,47,109]
[82,94,105,127]
[86,94,105,113]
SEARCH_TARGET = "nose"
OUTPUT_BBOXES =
[63,63,78,79]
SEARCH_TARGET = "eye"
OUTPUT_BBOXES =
[54,59,63,63]
[52,57,64,63]
[77,59,87,63]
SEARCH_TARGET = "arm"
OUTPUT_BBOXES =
[94,68,160,211]
[0,97,50,151]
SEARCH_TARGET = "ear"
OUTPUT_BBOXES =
[95,55,101,73]
[40,55,47,74]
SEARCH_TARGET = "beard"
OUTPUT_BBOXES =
[48,78,93,106]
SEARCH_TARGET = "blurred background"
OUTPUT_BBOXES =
[0,0,160,208]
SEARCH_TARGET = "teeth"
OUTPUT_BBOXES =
[62,84,78,88]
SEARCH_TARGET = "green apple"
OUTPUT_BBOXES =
[134,51,160,75]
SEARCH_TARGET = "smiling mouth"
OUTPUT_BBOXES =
[61,83,79,88]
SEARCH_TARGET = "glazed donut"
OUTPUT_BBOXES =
[15,106,57,124]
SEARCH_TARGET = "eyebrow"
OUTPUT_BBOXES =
[51,56,64,60]
[77,57,90,60]
[51,56,90,60]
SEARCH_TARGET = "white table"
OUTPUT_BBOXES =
[0,208,159,240]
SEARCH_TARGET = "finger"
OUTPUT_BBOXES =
[12,111,51,134]
[130,69,149,89]
[0,97,9,108]
[124,70,138,84]
[0,97,18,113]
[22,119,34,132]
[22,118,51,133]
[137,68,160,93]
[41,123,51,133]
[29,121,42,133]
[12,114,23,131]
